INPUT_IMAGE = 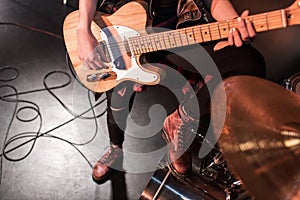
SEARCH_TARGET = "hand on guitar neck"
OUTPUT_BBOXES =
[214,10,257,51]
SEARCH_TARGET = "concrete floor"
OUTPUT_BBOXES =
[0,0,300,200]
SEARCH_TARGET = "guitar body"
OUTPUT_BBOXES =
[63,2,163,92]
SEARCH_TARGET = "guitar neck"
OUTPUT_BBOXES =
[128,9,290,54]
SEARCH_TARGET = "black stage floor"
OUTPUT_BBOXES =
[0,0,299,199]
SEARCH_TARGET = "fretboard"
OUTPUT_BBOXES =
[128,9,288,55]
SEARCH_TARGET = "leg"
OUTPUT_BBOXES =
[162,43,266,177]
[92,82,136,182]
[184,43,266,126]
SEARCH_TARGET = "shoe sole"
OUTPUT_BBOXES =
[162,128,189,178]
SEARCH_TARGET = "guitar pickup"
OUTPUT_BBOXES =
[86,72,116,82]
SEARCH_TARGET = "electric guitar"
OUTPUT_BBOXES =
[63,0,300,93]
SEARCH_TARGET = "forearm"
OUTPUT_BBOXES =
[78,0,98,29]
[211,0,238,21]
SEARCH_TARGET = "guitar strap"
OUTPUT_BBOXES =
[97,0,213,25]
[97,0,115,13]
[97,0,133,13]
[194,0,214,23]
[176,0,215,28]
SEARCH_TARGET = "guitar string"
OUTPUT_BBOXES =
[103,9,299,55]
[105,12,288,51]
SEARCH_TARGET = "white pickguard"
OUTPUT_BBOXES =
[100,25,158,83]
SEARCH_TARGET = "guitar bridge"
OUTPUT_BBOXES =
[86,71,116,82]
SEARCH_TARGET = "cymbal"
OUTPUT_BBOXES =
[211,76,300,200]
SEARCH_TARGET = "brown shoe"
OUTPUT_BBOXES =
[92,145,123,183]
[162,106,197,177]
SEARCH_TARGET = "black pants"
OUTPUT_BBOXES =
[106,42,266,146]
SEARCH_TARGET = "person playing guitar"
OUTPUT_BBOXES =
[75,0,266,183]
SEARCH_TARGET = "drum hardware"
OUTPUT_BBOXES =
[139,147,252,199]
[282,77,292,90]
[193,130,252,200]
[195,144,252,200]
[139,166,220,200]
[151,164,172,200]
[281,72,300,94]
[140,129,253,200]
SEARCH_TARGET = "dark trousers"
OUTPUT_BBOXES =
[105,42,266,145]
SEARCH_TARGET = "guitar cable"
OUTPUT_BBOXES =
[0,22,63,39]
[0,66,107,185]
[0,22,108,185]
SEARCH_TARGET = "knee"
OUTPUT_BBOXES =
[223,45,267,78]
[106,105,128,124]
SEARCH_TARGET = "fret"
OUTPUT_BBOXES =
[139,38,145,53]
[177,31,184,47]
[191,26,203,43]
[174,31,183,47]
[168,32,177,48]
[149,35,158,52]
[252,15,268,32]
[142,37,148,52]
[127,38,134,55]
[138,39,143,54]
[185,29,191,45]
[227,20,231,32]
[139,37,147,53]
[146,37,153,52]
[209,23,222,41]
[200,24,211,42]
[147,35,158,51]
[197,26,204,42]
[216,22,222,39]
[178,29,189,46]
[218,21,229,39]
[207,24,212,40]
[162,32,172,49]
[143,36,152,52]
[153,35,162,50]
[265,13,269,31]
[159,33,167,50]
[132,38,141,55]
[192,28,197,43]
[155,35,162,50]
[185,28,196,44]
[127,38,133,55]
[281,9,287,28]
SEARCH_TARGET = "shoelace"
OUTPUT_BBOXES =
[177,122,197,151]
[100,147,116,164]
[177,123,187,151]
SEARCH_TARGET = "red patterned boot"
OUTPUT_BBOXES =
[162,105,198,177]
